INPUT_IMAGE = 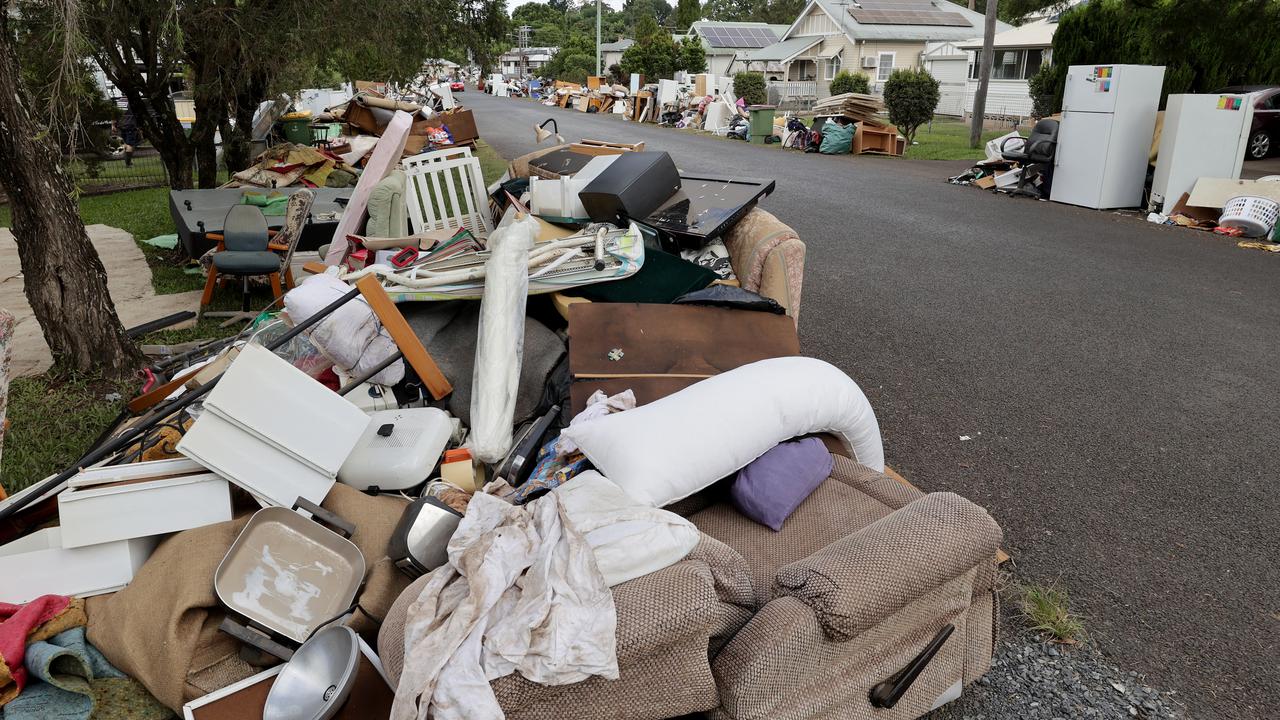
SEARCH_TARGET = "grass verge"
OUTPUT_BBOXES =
[1019,582,1086,644]
[906,120,1008,161]
[1,375,133,495]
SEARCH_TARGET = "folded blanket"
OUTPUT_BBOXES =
[0,596,85,707]
[2,627,171,720]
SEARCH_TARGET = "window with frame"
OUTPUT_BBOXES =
[877,52,895,82]
[825,53,842,80]
[969,49,1047,80]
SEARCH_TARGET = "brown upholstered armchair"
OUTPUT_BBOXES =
[377,457,1001,720]
[719,207,806,324]
[688,456,1002,720]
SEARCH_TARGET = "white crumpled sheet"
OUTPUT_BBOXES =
[283,273,404,386]
[391,489,618,720]
[554,389,636,458]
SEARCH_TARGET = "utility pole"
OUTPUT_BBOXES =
[595,0,602,77]
[518,25,531,79]
[969,0,997,148]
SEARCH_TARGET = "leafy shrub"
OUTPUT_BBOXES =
[733,71,767,106]
[1026,63,1057,118]
[882,67,939,145]
[829,70,870,95]
[680,37,707,74]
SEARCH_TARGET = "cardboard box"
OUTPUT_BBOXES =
[428,109,478,144]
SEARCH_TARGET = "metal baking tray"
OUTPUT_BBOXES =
[215,500,365,653]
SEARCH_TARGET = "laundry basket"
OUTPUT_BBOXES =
[1219,196,1280,237]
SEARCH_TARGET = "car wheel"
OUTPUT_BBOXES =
[1248,130,1271,160]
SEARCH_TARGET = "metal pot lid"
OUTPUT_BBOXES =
[263,624,360,720]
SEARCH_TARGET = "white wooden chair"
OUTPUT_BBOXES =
[401,147,494,237]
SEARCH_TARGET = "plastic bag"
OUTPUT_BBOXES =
[819,122,855,155]
[470,214,538,463]
[248,318,333,378]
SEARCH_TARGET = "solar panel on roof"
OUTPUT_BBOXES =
[700,25,776,48]
[849,5,971,27]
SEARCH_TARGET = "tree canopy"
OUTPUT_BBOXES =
[33,0,506,190]
[620,15,682,80]
[1043,0,1280,112]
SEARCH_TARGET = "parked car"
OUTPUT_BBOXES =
[1218,85,1280,160]
[450,80,465,92]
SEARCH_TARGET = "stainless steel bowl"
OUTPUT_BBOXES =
[263,624,360,720]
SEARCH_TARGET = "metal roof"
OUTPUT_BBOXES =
[599,39,635,52]
[797,0,1011,42]
[956,17,1057,49]
[739,35,824,63]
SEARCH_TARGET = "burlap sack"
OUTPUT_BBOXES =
[86,483,410,712]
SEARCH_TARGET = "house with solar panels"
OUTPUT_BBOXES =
[683,21,793,78]
[731,0,1008,105]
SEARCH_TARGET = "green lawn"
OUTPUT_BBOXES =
[1,376,133,496]
[906,120,1008,161]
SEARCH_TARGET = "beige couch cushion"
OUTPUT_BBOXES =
[689,456,921,607]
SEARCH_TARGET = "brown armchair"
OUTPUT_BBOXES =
[689,457,1002,719]
[376,458,1001,720]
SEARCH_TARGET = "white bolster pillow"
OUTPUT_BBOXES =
[560,356,883,507]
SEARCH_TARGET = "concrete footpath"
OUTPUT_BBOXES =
[0,225,201,376]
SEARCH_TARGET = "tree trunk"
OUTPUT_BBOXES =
[0,27,141,379]
[224,72,269,177]
[191,91,224,188]
[969,0,998,148]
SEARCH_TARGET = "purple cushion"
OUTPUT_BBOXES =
[729,437,835,531]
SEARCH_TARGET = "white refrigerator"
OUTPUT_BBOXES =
[1149,93,1255,214]
[1050,64,1166,209]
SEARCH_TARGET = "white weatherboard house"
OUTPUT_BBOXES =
[499,47,556,78]
[600,39,635,70]
[956,16,1058,120]
[732,0,1009,103]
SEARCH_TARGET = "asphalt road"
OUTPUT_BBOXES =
[465,91,1280,719]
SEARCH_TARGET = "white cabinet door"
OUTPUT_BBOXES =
[1051,111,1112,209]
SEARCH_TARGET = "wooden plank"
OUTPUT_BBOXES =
[324,111,412,265]
[578,138,644,152]
[883,465,1011,565]
[570,377,705,414]
[355,275,452,399]
[567,303,799,414]
[569,303,799,378]
[127,366,204,414]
